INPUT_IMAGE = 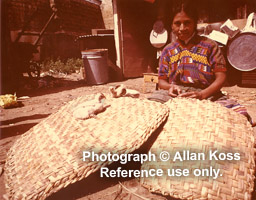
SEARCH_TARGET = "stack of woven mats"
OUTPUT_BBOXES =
[4,94,255,200]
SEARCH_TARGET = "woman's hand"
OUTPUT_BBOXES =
[177,72,226,100]
[178,91,202,100]
[168,84,182,97]
[158,79,182,97]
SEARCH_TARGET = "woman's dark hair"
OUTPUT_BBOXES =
[171,0,198,25]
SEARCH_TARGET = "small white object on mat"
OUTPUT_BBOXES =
[72,93,109,120]
[109,84,140,98]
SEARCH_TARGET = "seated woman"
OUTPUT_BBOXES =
[158,2,255,126]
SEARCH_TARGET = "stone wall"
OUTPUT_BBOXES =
[6,0,105,36]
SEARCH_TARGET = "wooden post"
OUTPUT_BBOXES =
[113,0,123,73]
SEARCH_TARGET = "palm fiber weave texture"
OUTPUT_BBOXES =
[140,98,255,200]
[4,95,169,200]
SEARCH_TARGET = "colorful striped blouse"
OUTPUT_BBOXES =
[158,35,227,88]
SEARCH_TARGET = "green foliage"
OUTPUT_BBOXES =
[41,58,83,74]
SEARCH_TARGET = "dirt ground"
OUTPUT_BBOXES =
[0,72,256,200]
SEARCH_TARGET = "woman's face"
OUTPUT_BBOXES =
[172,11,196,42]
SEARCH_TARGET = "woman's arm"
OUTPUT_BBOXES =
[179,71,226,99]
[201,71,226,99]
[158,79,171,90]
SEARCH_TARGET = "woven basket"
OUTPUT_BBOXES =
[4,95,169,200]
[140,98,255,200]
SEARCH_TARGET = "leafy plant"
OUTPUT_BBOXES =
[41,58,83,74]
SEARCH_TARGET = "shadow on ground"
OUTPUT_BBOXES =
[0,114,50,139]
[16,77,87,98]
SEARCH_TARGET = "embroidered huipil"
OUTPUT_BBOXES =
[158,35,226,88]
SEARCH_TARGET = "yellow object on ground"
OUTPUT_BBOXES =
[0,94,19,108]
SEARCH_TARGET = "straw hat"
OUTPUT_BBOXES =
[150,20,168,48]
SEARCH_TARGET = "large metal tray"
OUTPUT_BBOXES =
[227,32,256,71]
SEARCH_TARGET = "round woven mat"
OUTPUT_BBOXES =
[140,98,255,200]
[4,95,169,200]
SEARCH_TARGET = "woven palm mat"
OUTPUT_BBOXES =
[4,94,169,200]
[140,98,255,200]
